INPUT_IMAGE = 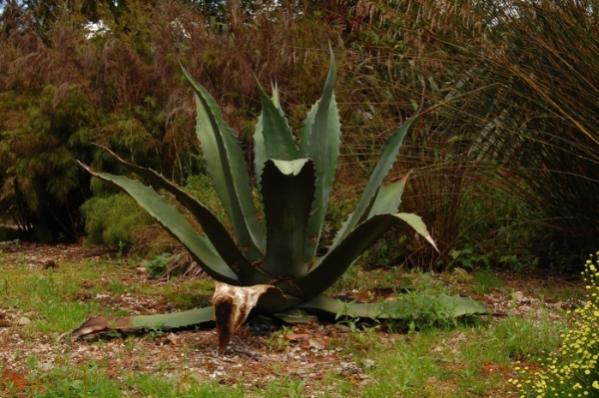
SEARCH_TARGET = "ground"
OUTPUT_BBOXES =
[0,242,584,397]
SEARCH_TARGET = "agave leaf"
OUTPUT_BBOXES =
[272,309,318,324]
[258,84,300,159]
[261,159,316,278]
[395,212,439,252]
[335,118,415,245]
[254,84,301,189]
[289,213,436,299]
[98,146,268,284]
[299,99,319,153]
[78,163,239,284]
[271,83,282,108]
[432,294,488,318]
[332,173,411,249]
[299,295,386,318]
[367,172,411,218]
[254,113,266,187]
[300,294,487,320]
[302,48,342,261]
[255,284,302,313]
[182,66,265,260]
[71,307,213,340]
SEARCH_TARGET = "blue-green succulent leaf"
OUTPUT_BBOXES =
[182,66,265,260]
[98,146,269,284]
[78,162,240,284]
[300,294,487,319]
[302,47,341,261]
[288,212,436,299]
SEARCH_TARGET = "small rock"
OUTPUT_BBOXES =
[362,359,375,370]
[17,316,31,326]
[340,361,361,375]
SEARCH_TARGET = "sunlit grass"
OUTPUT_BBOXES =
[0,255,573,396]
[0,258,213,334]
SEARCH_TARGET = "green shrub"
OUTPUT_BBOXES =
[454,185,542,272]
[80,193,151,250]
[0,85,98,241]
[511,252,599,396]
[142,253,172,278]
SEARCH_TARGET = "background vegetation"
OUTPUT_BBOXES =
[0,0,597,272]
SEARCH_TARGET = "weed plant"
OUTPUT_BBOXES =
[512,253,599,396]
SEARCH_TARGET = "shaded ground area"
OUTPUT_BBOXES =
[0,243,582,397]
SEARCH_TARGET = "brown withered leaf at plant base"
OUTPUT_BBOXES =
[71,316,134,339]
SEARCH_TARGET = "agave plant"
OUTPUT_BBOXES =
[73,51,485,352]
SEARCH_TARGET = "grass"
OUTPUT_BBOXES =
[473,268,504,295]
[19,362,245,398]
[0,262,111,334]
[333,316,566,397]
[331,265,447,296]
[0,250,578,397]
[0,258,214,335]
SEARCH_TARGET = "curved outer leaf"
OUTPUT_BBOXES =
[78,162,240,284]
[332,172,411,248]
[262,159,316,278]
[72,307,213,339]
[395,212,439,251]
[299,294,487,320]
[254,84,301,188]
[98,147,268,284]
[182,66,265,260]
[302,48,342,261]
[300,295,385,318]
[367,172,411,219]
[131,306,214,329]
[334,118,415,246]
[286,212,436,300]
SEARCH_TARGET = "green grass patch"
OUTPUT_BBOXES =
[0,262,115,333]
[0,255,572,397]
[126,373,244,398]
[330,313,565,397]
[0,258,214,334]
[473,268,504,294]
[26,362,121,398]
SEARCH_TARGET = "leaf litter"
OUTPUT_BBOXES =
[0,243,577,396]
